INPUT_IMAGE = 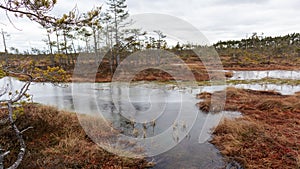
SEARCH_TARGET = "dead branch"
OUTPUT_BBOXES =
[0,149,10,169]
[0,71,33,169]
[6,102,26,169]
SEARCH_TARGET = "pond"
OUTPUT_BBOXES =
[1,70,300,168]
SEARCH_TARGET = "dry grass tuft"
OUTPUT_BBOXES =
[225,71,234,78]
[196,92,211,99]
[0,104,150,169]
[198,87,300,169]
[256,99,285,110]
[197,101,210,112]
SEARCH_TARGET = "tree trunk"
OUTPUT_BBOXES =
[47,34,55,66]
[1,29,7,53]
[2,29,8,65]
[71,39,76,54]
[56,30,60,54]
[62,33,71,66]
[47,34,53,54]
[93,28,98,55]
[63,33,68,55]
[114,3,120,66]
[85,39,89,52]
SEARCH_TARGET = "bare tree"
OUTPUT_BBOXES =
[154,30,166,65]
[1,29,10,65]
[1,29,8,53]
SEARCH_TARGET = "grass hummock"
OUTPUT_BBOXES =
[197,87,300,168]
[0,104,153,168]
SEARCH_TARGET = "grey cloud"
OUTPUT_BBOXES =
[1,0,300,52]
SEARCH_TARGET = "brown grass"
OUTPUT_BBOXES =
[3,52,300,83]
[198,88,300,169]
[225,71,234,78]
[0,104,151,169]
[196,92,212,99]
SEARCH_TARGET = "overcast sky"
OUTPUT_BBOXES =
[0,0,300,52]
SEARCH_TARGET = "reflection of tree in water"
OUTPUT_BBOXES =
[107,85,159,138]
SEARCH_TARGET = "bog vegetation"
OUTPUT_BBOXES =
[198,88,300,168]
[0,0,300,169]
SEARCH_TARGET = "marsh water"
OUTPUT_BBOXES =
[230,70,300,80]
[1,70,300,168]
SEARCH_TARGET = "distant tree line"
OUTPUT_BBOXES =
[214,33,300,64]
[1,0,300,69]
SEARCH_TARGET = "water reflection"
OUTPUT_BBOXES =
[1,74,300,168]
[230,70,300,80]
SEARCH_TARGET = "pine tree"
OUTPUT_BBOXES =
[106,0,129,66]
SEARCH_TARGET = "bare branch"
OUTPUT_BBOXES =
[7,102,26,169]
[11,80,31,103]
[5,10,22,31]
[0,70,33,168]
[0,2,57,27]
[0,150,10,169]
[0,2,102,28]
[20,127,33,134]
[0,151,10,158]
[0,83,10,97]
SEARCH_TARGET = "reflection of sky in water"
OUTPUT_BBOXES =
[2,78,299,113]
[1,70,300,168]
[230,70,300,80]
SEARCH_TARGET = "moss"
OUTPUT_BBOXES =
[0,67,7,78]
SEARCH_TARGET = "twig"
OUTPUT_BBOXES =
[0,151,10,157]
[20,126,33,134]
[5,10,22,31]
[0,150,10,169]
[0,3,100,28]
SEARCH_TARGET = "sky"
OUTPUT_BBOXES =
[0,0,300,52]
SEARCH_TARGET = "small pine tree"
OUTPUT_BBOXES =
[106,0,129,65]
